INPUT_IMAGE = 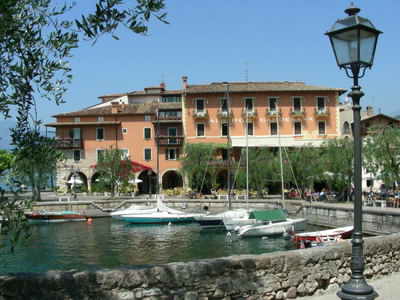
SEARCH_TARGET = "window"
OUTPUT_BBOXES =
[69,128,81,140]
[317,97,326,111]
[144,128,151,139]
[270,122,278,136]
[97,149,105,161]
[343,122,350,134]
[122,128,128,134]
[161,96,181,103]
[96,128,104,140]
[247,122,254,136]
[120,149,129,159]
[168,127,177,144]
[245,98,253,112]
[293,97,302,112]
[97,116,104,122]
[197,123,205,137]
[73,150,81,162]
[269,97,278,112]
[144,148,152,161]
[220,98,228,112]
[158,110,182,119]
[144,115,151,121]
[74,117,80,123]
[221,122,229,136]
[294,121,302,136]
[166,148,179,160]
[318,121,326,135]
[196,99,205,112]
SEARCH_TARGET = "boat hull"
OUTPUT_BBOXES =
[25,212,86,223]
[119,216,195,224]
[293,226,353,248]
[238,218,307,237]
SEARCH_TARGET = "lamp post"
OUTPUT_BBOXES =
[326,4,382,300]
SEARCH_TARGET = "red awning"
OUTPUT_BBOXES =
[90,161,152,173]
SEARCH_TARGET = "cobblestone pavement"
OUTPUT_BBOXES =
[300,272,400,300]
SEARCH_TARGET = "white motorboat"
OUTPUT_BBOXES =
[110,204,157,218]
[194,209,248,229]
[237,217,307,237]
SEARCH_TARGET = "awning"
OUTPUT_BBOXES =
[248,209,287,222]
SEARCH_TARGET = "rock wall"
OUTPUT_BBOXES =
[1,233,399,300]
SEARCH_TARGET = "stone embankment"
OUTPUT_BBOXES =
[1,233,399,300]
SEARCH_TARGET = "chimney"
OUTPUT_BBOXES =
[181,76,188,89]
[160,82,166,91]
[111,101,119,114]
[366,106,374,116]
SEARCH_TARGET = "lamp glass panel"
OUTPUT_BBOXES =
[360,29,378,65]
[331,28,359,65]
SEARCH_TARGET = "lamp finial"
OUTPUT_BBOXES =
[345,2,361,16]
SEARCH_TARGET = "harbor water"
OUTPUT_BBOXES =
[0,218,314,274]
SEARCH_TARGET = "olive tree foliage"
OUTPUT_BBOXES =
[12,131,63,201]
[0,150,14,176]
[180,143,217,193]
[364,126,400,188]
[320,138,354,201]
[93,147,133,198]
[283,146,324,197]
[235,148,280,196]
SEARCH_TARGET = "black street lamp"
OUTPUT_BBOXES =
[326,4,382,300]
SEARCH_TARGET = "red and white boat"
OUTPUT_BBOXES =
[293,226,353,249]
[25,210,87,223]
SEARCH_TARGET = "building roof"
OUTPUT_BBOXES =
[53,102,182,118]
[46,121,121,127]
[185,81,346,95]
[361,113,400,123]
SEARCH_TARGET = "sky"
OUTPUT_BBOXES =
[1,0,399,147]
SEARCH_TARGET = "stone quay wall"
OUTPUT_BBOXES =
[1,233,400,300]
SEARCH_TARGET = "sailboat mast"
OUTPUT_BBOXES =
[277,113,285,205]
[225,83,232,210]
[246,108,249,208]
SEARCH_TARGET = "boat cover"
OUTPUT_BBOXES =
[248,209,287,222]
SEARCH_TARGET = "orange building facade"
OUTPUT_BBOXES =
[48,77,345,193]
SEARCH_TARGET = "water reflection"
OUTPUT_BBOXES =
[0,219,297,274]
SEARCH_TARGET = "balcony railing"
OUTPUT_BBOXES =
[315,107,329,118]
[290,108,305,118]
[217,109,232,119]
[155,136,184,146]
[55,138,83,149]
[154,114,182,122]
[241,109,257,120]
[193,110,209,120]
[266,108,281,118]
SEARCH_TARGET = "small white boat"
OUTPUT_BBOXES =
[293,226,353,248]
[238,218,307,237]
[110,204,157,218]
[194,209,248,229]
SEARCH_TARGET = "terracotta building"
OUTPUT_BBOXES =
[47,77,345,193]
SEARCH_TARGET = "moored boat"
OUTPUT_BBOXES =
[119,211,197,224]
[194,209,248,229]
[25,210,87,223]
[236,210,307,237]
[293,225,353,248]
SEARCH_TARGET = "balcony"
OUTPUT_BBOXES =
[153,114,182,123]
[315,107,329,118]
[217,109,232,119]
[290,108,305,118]
[241,109,257,120]
[55,138,83,149]
[193,110,209,120]
[266,108,281,119]
[155,136,184,146]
